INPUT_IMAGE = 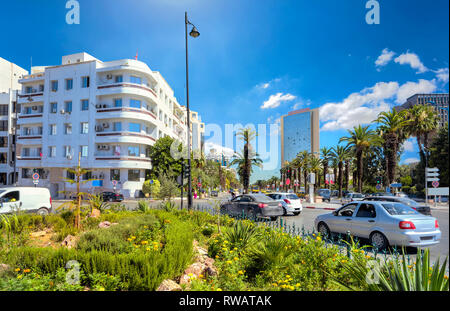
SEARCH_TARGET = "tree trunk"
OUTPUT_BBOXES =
[344,161,349,190]
[357,149,363,193]
[323,164,328,189]
[338,161,343,197]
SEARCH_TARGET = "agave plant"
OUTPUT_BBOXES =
[224,220,261,250]
[333,247,449,291]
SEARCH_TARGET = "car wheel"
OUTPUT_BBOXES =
[370,232,389,250]
[293,212,301,216]
[270,216,278,221]
[318,222,331,238]
[282,207,287,216]
[37,208,49,216]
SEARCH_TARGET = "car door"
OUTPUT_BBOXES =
[329,203,358,234]
[0,191,22,214]
[351,203,377,239]
[228,195,244,216]
[237,195,252,217]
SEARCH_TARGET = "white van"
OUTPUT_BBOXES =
[0,187,52,215]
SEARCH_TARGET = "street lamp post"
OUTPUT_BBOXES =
[185,12,200,210]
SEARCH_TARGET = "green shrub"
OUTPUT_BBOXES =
[137,200,150,213]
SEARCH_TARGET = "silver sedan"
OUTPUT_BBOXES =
[314,200,441,250]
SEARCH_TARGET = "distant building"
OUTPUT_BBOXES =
[0,57,28,185]
[396,93,449,128]
[280,108,320,166]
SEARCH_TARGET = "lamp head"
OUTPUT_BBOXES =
[189,26,200,38]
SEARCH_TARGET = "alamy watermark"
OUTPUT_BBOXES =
[66,0,80,24]
[365,0,380,24]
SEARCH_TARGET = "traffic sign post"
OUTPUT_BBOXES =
[426,168,440,204]
[112,180,118,192]
[32,173,39,187]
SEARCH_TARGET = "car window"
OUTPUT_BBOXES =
[353,194,363,198]
[338,204,357,217]
[240,196,252,202]
[2,191,20,202]
[356,203,376,218]
[287,194,299,200]
[381,203,419,215]
[252,194,273,201]
[398,198,420,207]
[232,196,242,202]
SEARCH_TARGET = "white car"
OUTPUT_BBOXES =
[0,187,53,215]
[342,192,365,204]
[314,200,441,249]
[267,192,302,216]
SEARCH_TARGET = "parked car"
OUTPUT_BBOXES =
[373,192,395,197]
[220,194,284,221]
[364,196,431,216]
[0,187,52,215]
[342,192,365,204]
[210,190,218,197]
[318,189,338,202]
[266,193,302,216]
[315,200,441,250]
[100,191,124,202]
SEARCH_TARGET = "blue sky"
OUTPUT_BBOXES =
[1,0,448,182]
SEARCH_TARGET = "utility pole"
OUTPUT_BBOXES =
[12,90,18,185]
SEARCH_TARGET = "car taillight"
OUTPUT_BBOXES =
[284,199,291,204]
[411,207,417,210]
[258,203,268,208]
[399,221,416,230]
[50,196,52,206]
[435,220,439,228]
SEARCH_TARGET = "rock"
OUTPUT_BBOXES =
[197,247,208,256]
[30,231,47,238]
[179,262,207,285]
[157,279,182,291]
[61,235,77,249]
[0,264,11,274]
[90,209,101,218]
[98,221,111,228]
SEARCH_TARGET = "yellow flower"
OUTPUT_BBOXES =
[238,270,244,275]
[146,247,150,251]
[295,283,300,287]
[234,247,238,250]
[141,241,148,245]
[226,260,232,265]
[98,287,105,291]
[341,260,348,264]
[215,255,219,259]
[365,255,371,259]
[131,236,136,240]
[216,288,222,291]
[444,275,448,280]
[15,268,20,272]
[234,257,239,261]
[199,274,203,278]
[23,269,31,273]
[17,275,23,279]
[272,283,278,287]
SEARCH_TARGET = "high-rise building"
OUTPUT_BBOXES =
[0,57,28,185]
[280,108,320,166]
[396,93,449,128]
[190,110,205,153]
[16,52,200,198]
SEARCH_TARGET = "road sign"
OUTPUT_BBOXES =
[427,178,440,182]
[376,184,382,190]
[112,180,118,186]
[390,183,402,188]
[286,178,290,185]
[32,173,39,180]
[426,167,439,172]
[426,172,439,177]
[385,187,390,193]
[33,179,39,185]
[432,181,439,188]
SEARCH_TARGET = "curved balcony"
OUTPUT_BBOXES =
[95,131,156,145]
[17,114,43,125]
[95,107,157,125]
[97,82,158,104]
[17,135,42,144]
[93,155,152,169]
[18,92,43,104]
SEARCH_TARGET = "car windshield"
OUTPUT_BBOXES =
[286,194,299,200]
[0,190,5,195]
[382,203,419,215]
[252,194,274,202]
[353,193,363,198]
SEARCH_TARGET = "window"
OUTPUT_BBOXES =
[65,101,72,113]
[39,85,44,92]
[81,99,89,111]
[22,168,32,179]
[81,76,90,88]
[2,191,20,202]
[130,76,141,84]
[82,170,92,180]
[25,86,33,94]
[355,204,376,218]
[115,75,123,83]
[113,122,122,131]
[24,107,32,114]
[338,204,358,217]
[0,137,7,148]
[110,169,120,181]
[130,99,141,109]
[64,146,72,157]
[66,170,75,180]
[51,80,58,92]
[114,98,122,107]
[50,124,57,135]
[64,123,72,135]
[66,79,73,90]
[128,123,141,133]
[48,146,56,158]
[128,169,140,181]
[80,145,88,157]
[382,203,419,216]
[0,105,8,116]
[50,102,57,113]
[128,146,139,156]
[81,122,89,134]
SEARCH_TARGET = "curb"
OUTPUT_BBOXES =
[306,206,337,211]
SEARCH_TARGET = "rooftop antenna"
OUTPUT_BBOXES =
[135,49,138,60]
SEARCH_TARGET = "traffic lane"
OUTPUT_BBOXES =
[280,208,449,263]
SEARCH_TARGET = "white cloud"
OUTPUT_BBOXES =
[320,78,438,131]
[434,68,449,84]
[375,48,395,69]
[394,52,428,73]
[403,158,420,165]
[402,139,415,152]
[261,92,296,109]
[204,142,235,158]
[256,78,281,90]
[395,79,437,103]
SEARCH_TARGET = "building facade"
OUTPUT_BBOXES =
[190,110,205,153]
[280,108,320,166]
[16,52,194,198]
[396,93,449,128]
[0,57,29,185]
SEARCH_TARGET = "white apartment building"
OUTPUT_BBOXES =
[0,57,29,185]
[189,110,205,153]
[16,52,192,198]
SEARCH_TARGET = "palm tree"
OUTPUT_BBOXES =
[331,145,350,197]
[295,151,311,191]
[233,127,258,193]
[340,125,379,193]
[229,148,263,193]
[405,105,439,164]
[374,109,409,187]
[321,147,333,189]
[309,156,322,189]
